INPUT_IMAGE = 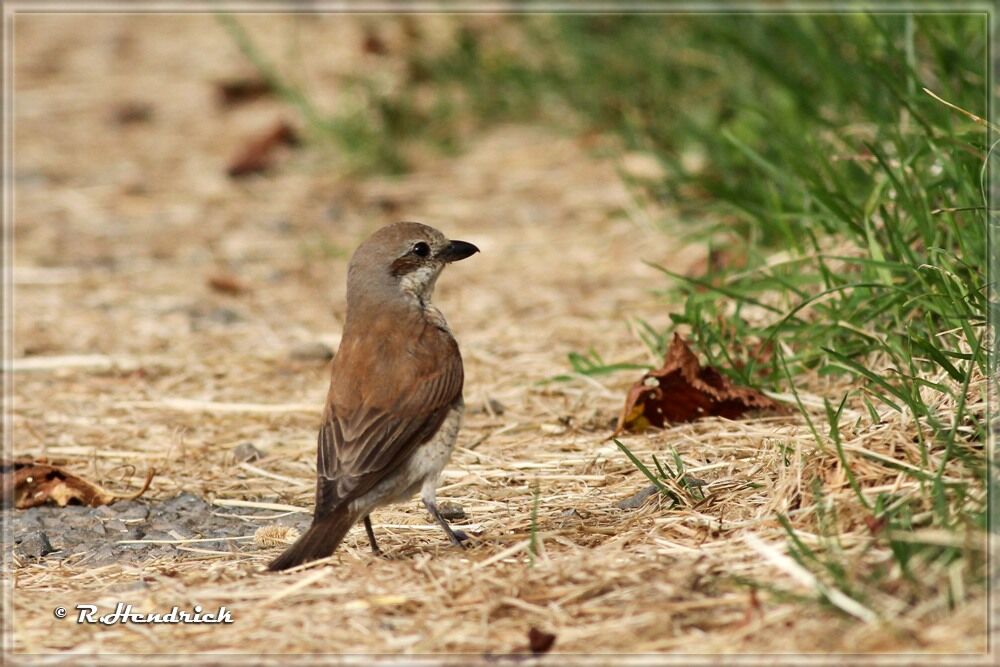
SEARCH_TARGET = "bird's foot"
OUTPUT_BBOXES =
[424,499,469,549]
[363,515,386,557]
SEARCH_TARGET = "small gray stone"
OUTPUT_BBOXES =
[134,530,174,543]
[196,540,227,551]
[59,504,92,517]
[290,341,334,362]
[60,511,103,530]
[101,518,127,534]
[124,526,146,541]
[61,526,104,544]
[13,509,44,532]
[16,531,54,558]
[149,518,180,532]
[160,492,207,514]
[233,442,263,463]
[149,545,178,558]
[438,502,466,521]
[617,484,660,510]
[114,501,149,521]
[84,544,121,567]
[484,398,505,416]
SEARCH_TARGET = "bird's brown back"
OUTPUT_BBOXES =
[313,302,464,514]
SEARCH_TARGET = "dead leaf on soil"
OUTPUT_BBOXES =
[226,120,299,178]
[526,627,556,655]
[216,77,274,107]
[1,459,155,509]
[614,333,785,434]
[362,29,389,55]
[207,272,250,296]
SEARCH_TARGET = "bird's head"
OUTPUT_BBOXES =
[346,221,479,309]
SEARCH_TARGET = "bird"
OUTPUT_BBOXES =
[268,221,479,571]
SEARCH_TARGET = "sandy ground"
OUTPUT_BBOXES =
[7,13,988,660]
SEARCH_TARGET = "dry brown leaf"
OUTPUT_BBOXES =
[2,459,154,509]
[216,77,273,107]
[226,120,299,178]
[362,29,389,55]
[527,627,556,654]
[614,333,785,434]
[207,272,250,296]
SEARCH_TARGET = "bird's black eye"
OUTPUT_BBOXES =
[411,241,430,257]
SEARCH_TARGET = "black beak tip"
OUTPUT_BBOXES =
[441,239,480,263]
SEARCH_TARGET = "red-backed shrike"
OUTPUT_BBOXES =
[269,221,478,571]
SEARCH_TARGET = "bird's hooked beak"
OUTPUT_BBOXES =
[437,239,480,263]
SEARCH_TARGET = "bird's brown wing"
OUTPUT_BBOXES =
[312,325,463,519]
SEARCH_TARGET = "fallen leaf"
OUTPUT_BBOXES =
[1,460,154,509]
[614,333,785,434]
[207,272,250,296]
[863,515,887,535]
[227,120,299,178]
[362,29,388,55]
[527,627,556,654]
[733,587,763,628]
[216,77,273,107]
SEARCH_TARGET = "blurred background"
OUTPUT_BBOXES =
[15,12,988,381]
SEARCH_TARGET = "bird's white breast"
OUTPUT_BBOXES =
[350,403,463,512]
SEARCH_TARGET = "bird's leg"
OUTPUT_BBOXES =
[423,498,468,548]
[363,515,383,556]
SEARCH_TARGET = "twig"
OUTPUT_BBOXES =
[472,539,531,571]
[117,535,255,545]
[115,468,156,501]
[212,499,310,513]
[238,462,308,486]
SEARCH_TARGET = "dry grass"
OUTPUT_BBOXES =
[7,13,988,659]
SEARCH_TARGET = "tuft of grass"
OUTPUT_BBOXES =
[545,348,649,383]
[614,439,706,508]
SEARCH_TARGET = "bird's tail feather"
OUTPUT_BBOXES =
[268,509,355,571]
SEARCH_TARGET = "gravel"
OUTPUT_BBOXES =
[16,531,55,559]
[8,493,311,567]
